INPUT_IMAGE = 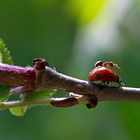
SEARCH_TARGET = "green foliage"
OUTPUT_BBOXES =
[0,39,13,102]
[9,89,56,117]
[0,84,10,101]
[0,39,13,65]
[9,107,27,117]
[0,39,57,117]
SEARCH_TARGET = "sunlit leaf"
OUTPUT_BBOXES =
[9,107,27,117]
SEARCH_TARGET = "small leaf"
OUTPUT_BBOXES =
[0,38,13,64]
[0,84,10,101]
[0,94,9,102]
[25,89,56,100]
[9,107,27,117]
[0,39,13,101]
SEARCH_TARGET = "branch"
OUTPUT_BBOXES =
[0,61,140,110]
[0,97,84,109]
[42,66,140,102]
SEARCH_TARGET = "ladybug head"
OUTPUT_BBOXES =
[95,61,114,67]
[95,60,123,72]
[95,61,103,67]
[103,61,113,67]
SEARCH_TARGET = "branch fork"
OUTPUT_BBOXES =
[0,58,140,110]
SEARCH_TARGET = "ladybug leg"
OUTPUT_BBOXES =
[102,81,105,84]
[101,81,110,86]
[106,81,109,85]
[118,81,124,87]
[101,81,106,85]
[86,95,97,109]
[116,76,124,87]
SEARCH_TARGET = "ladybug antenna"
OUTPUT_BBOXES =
[113,63,123,72]
[102,61,123,72]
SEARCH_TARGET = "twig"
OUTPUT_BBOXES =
[0,97,85,109]
[0,98,51,109]
[0,62,140,110]
[42,66,140,102]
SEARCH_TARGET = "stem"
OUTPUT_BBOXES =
[0,98,51,109]
[0,62,140,110]
[0,97,86,109]
[0,63,35,86]
[42,66,140,102]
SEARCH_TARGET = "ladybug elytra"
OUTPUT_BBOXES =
[88,61,123,86]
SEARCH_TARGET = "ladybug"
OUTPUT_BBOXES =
[88,61,122,86]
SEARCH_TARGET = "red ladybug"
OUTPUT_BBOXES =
[88,61,122,85]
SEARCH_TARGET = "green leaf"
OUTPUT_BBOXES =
[25,89,56,100]
[0,94,9,102]
[0,39,13,101]
[9,107,27,117]
[0,84,10,101]
[0,38,13,64]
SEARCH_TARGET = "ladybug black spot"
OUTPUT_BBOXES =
[95,74,100,79]
[108,75,112,79]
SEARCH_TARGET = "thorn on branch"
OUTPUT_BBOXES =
[33,58,49,70]
[33,58,49,88]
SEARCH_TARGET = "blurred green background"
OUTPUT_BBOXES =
[0,0,140,140]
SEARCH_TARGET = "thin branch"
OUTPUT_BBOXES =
[0,97,87,109]
[0,63,35,86]
[0,62,140,110]
[0,98,51,109]
[42,66,140,102]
